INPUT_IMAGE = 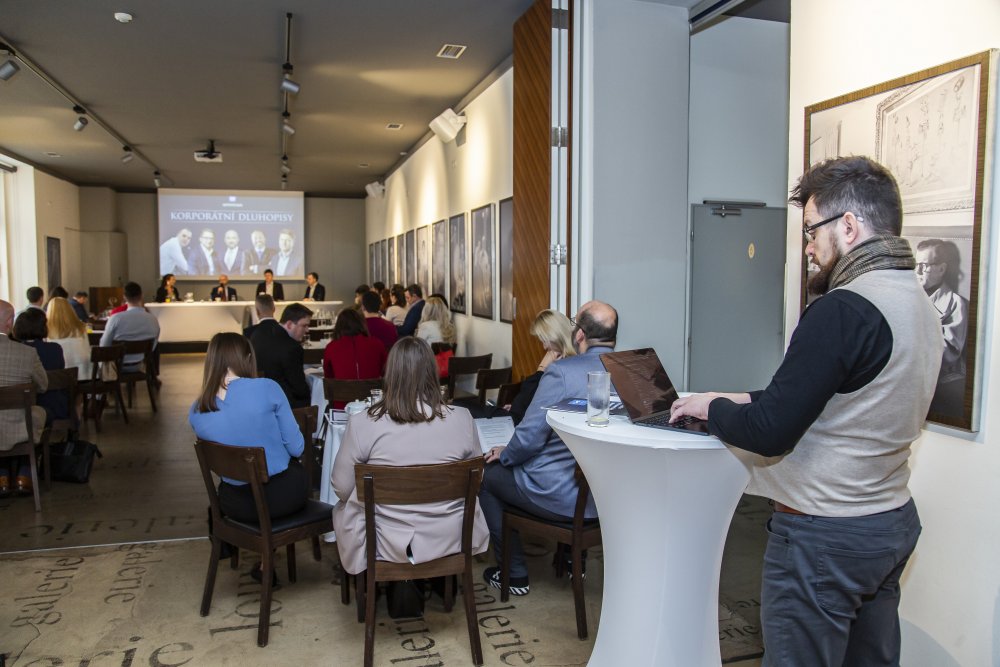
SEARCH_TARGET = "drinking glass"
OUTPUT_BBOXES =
[370,388,383,405]
[587,371,611,427]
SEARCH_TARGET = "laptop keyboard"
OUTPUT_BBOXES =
[642,413,699,427]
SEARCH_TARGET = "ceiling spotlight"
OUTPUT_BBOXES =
[280,175,288,191]
[280,68,300,95]
[0,59,19,81]
[153,171,162,188]
[121,146,134,164]
[429,107,466,143]
[365,182,385,198]
[72,105,89,131]
[280,163,291,175]
[114,12,134,23]
[282,112,295,136]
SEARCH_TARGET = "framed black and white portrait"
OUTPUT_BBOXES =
[432,220,447,299]
[416,225,430,295]
[405,229,416,287]
[471,203,494,320]
[449,213,467,314]
[498,197,514,323]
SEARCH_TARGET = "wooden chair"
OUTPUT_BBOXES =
[302,346,325,365]
[445,353,493,401]
[0,384,42,511]
[40,368,79,490]
[116,339,158,412]
[343,459,485,667]
[194,439,334,647]
[291,405,320,494]
[87,331,103,346]
[474,367,512,406]
[496,381,523,409]
[79,345,128,433]
[500,464,602,639]
[323,377,382,407]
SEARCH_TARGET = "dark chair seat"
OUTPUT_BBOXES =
[225,499,335,534]
[503,505,600,530]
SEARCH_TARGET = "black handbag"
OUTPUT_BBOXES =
[387,579,425,619]
[44,440,103,483]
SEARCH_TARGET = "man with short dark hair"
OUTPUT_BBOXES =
[25,286,44,311]
[395,283,424,337]
[303,272,325,301]
[671,156,943,667]
[360,291,397,351]
[189,228,220,276]
[71,292,90,321]
[48,286,69,301]
[273,229,300,277]
[100,282,160,369]
[250,302,312,408]
[244,294,275,338]
[353,284,370,308]
[255,269,285,301]
[478,300,618,596]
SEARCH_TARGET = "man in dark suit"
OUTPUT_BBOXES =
[247,229,277,275]
[189,229,221,276]
[255,269,285,301]
[249,302,313,409]
[303,272,326,301]
[71,292,90,321]
[210,275,238,301]
[243,294,275,338]
[395,283,425,337]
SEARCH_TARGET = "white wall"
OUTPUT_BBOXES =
[33,170,81,296]
[789,2,1000,665]
[366,70,514,364]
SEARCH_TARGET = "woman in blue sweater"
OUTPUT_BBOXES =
[189,332,308,522]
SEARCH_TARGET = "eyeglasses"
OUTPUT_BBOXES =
[802,212,864,242]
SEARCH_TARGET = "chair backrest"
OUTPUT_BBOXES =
[292,405,318,442]
[45,367,79,393]
[475,367,512,405]
[324,377,382,404]
[0,383,37,443]
[89,344,125,383]
[355,459,485,563]
[572,464,594,530]
[87,331,103,346]
[117,338,155,356]
[302,347,325,365]
[496,381,522,409]
[446,354,492,399]
[194,438,272,531]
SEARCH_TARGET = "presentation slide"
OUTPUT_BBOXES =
[157,188,305,281]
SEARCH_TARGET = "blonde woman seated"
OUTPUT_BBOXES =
[416,296,455,346]
[331,336,489,576]
[46,297,91,380]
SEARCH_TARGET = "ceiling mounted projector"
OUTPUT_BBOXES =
[194,139,223,163]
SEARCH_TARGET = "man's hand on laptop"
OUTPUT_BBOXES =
[485,445,506,464]
[670,392,752,423]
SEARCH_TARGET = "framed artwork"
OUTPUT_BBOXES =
[803,50,996,432]
[387,236,396,286]
[470,203,495,320]
[498,197,514,323]
[449,213,467,314]
[405,229,415,287]
[368,243,376,284]
[379,239,387,284]
[46,237,61,294]
[396,234,405,286]
[416,225,430,295]
[432,220,447,299]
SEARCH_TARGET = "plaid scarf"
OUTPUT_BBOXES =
[828,234,915,291]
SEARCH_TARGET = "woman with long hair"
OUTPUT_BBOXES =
[330,337,489,576]
[46,296,90,380]
[155,274,180,303]
[384,285,407,326]
[416,296,456,346]
[188,333,308,523]
[322,308,387,408]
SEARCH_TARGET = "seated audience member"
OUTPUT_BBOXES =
[372,281,385,293]
[71,292,90,321]
[46,297,91,380]
[155,274,180,303]
[210,274,238,302]
[243,294,275,339]
[353,284,370,309]
[100,282,161,370]
[189,332,308,580]
[379,288,392,314]
[255,269,284,300]
[322,309,387,409]
[395,284,425,337]
[416,296,455,346]
[49,286,69,301]
[24,286,45,313]
[303,272,326,301]
[0,299,48,497]
[385,285,407,326]
[12,309,68,427]
[331,336,489,576]
[360,291,397,351]
[478,300,617,595]
[250,302,312,409]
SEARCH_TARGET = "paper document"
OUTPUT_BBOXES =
[542,397,625,415]
[474,416,516,452]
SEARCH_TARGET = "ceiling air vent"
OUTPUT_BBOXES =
[436,44,467,59]
[385,123,404,131]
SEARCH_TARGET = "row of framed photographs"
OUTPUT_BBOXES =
[369,197,514,322]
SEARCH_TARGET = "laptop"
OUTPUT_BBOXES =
[600,348,711,435]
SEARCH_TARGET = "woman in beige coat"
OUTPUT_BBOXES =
[331,336,489,575]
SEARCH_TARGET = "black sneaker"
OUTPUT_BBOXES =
[483,566,530,596]
[565,558,587,580]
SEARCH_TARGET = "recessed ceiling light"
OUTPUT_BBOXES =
[385,123,404,131]
[437,44,467,59]
[400,151,407,156]
[45,152,62,158]
[114,12,133,23]
[358,163,370,168]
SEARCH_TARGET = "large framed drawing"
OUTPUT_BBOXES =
[416,225,430,295]
[379,239,387,284]
[46,237,62,294]
[396,234,405,286]
[387,236,395,286]
[498,197,514,323]
[368,243,376,285]
[449,213,467,314]
[471,203,495,320]
[804,50,996,432]
[405,230,415,287]
[432,220,447,299]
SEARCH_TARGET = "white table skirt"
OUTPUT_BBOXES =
[145,300,343,343]
[546,411,751,667]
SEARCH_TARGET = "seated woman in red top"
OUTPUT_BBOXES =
[323,308,387,408]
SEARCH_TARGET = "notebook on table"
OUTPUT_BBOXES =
[599,348,711,436]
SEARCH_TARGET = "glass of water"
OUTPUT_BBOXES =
[370,388,383,405]
[587,371,611,427]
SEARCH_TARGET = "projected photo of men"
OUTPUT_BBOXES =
[221,229,248,275]
[272,229,301,277]
[189,228,220,276]
[247,229,276,275]
[160,228,192,275]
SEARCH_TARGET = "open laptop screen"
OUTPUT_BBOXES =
[600,348,679,420]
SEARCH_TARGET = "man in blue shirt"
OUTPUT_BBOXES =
[479,300,617,595]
